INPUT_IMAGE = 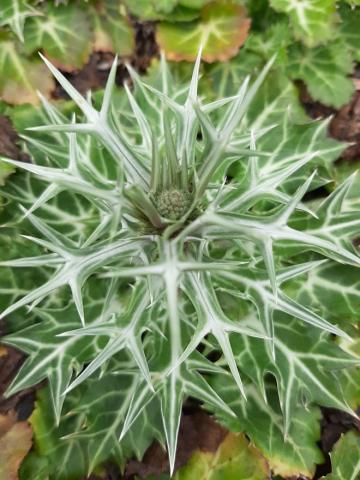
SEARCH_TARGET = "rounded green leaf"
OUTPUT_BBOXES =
[157,1,251,62]
[322,431,360,480]
[0,39,54,104]
[0,0,41,42]
[92,0,135,56]
[174,433,270,480]
[270,0,338,47]
[288,41,355,108]
[23,3,92,71]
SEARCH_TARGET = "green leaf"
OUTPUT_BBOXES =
[208,380,323,478]
[245,21,291,63]
[72,373,163,473]
[208,15,356,109]
[288,41,355,108]
[286,175,360,263]
[122,0,204,20]
[0,0,41,42]
[0,160,14,186]
[19,451,49,480]
[3,302,103,423]
[0,159,15,212]
[269,0,338,46]
[322,431,360,480]
[340,336,360,409]
[122,0,167,20]
[23,2,92,71]
[241,72,307,127]
[227,118,343,196]
[0,232,54,331]
[157,1,250,62]
[0,39,54,104]
[173,432,270,479]
[179,0,211,8]
[29,387,89,480]
[92,0,135,56]
[288,261,360,324]
[28,374,162,480]
[344,0,360,5]
[207,49,262,97]
[211,310,357,436]
[340,3,360,62]
[151,0,179,14]
[246,0,281,32]
[207,41,305,122]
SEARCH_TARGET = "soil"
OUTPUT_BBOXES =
[314,408,360,479]
[52,21,159,99]
[0,117,30,162]
[125,411,227,478]
[0,22,359,480]
[299,65,360,162]
[0,345,37,421]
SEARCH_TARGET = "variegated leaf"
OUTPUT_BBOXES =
[288,41,355,108]
[1,51,359,477]
[0,0,41,42]
[173,432,270,480]
[23,2,92,71]
[0,38,54,104]
[322,431,360,480]
[92,0,135,56]
[157,1,250,62]
[208,379,323,479]
[269,0,338,46]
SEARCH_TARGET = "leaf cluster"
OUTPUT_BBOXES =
[195,0,359,108]
[0,0,134,104]
[1,0,359,109]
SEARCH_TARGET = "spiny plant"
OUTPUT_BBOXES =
[0,50,359,477]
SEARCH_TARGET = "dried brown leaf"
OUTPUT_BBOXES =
[0,411,32,480]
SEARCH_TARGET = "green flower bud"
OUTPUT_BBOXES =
[156,189,192,220]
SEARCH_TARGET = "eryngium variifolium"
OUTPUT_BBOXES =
[0,51,359,475]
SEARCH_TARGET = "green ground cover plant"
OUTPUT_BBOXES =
[0,1,359,108]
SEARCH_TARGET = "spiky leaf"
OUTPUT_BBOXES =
[208,379,324,478]
[1,52,359,477]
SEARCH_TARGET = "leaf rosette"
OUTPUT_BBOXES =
[0,50,359,477]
